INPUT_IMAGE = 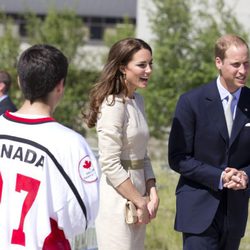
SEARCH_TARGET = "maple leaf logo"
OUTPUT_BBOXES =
[83,160,91,169]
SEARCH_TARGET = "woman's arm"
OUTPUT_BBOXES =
[146,178,159,220]
[116,178,150,224]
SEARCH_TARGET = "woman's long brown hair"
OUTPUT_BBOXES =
[83,38,152,128]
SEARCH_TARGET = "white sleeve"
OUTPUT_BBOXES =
[53,135,100,238]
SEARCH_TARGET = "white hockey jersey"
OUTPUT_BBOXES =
[0,111,100,250]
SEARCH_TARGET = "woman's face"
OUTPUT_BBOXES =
[122,48,153,97]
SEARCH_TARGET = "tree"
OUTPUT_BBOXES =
[0,12,22,106]
[103,16,135,47]
[25,9,85,62]
[143,0,248,138]
[103,16,135,63]
[25,9,99,134]
[0,14,20,70]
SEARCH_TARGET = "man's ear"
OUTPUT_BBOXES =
[215,57,222,70]
[0,82,5,91]
[55,79,64,94]
[17,76,23,89]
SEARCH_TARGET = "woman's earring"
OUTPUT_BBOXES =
[116,78,120,93]
[123,73,126,80]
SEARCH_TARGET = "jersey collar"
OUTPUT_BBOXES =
[3,111,55,124]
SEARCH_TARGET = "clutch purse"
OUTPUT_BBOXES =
[125,200,138,224]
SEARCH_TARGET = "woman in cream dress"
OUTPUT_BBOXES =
[84,38,159,250]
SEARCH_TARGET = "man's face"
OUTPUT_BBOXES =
[215,45,250,93]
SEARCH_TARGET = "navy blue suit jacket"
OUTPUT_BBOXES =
[168,80,250,238]
[0,96,17,115]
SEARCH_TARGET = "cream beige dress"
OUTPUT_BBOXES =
[95,93,155,250]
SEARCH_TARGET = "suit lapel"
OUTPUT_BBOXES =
[205,81,228,142]
[230,87,250,146]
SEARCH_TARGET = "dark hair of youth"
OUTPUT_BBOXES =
[0,70,12,94]
[17,44,68,104]
[83,38,152,128]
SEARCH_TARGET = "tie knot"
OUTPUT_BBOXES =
[227,93,234,103]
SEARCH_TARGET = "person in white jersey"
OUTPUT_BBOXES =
[0,44,100,249]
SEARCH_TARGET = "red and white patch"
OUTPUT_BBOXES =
[78,155,98,183]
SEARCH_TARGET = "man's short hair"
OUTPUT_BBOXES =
[17,44,68,103]
[215,34,249,61]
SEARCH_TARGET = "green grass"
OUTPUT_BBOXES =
[145,163,250,250]
[145,165,181,250]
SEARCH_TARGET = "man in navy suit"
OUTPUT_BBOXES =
[168,34,250,250]
[0,70,17,115]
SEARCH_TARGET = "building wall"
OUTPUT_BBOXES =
[224,0,250,29]
[0,0,136,44]
[136,0,250,44]
[136,0,156,44]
